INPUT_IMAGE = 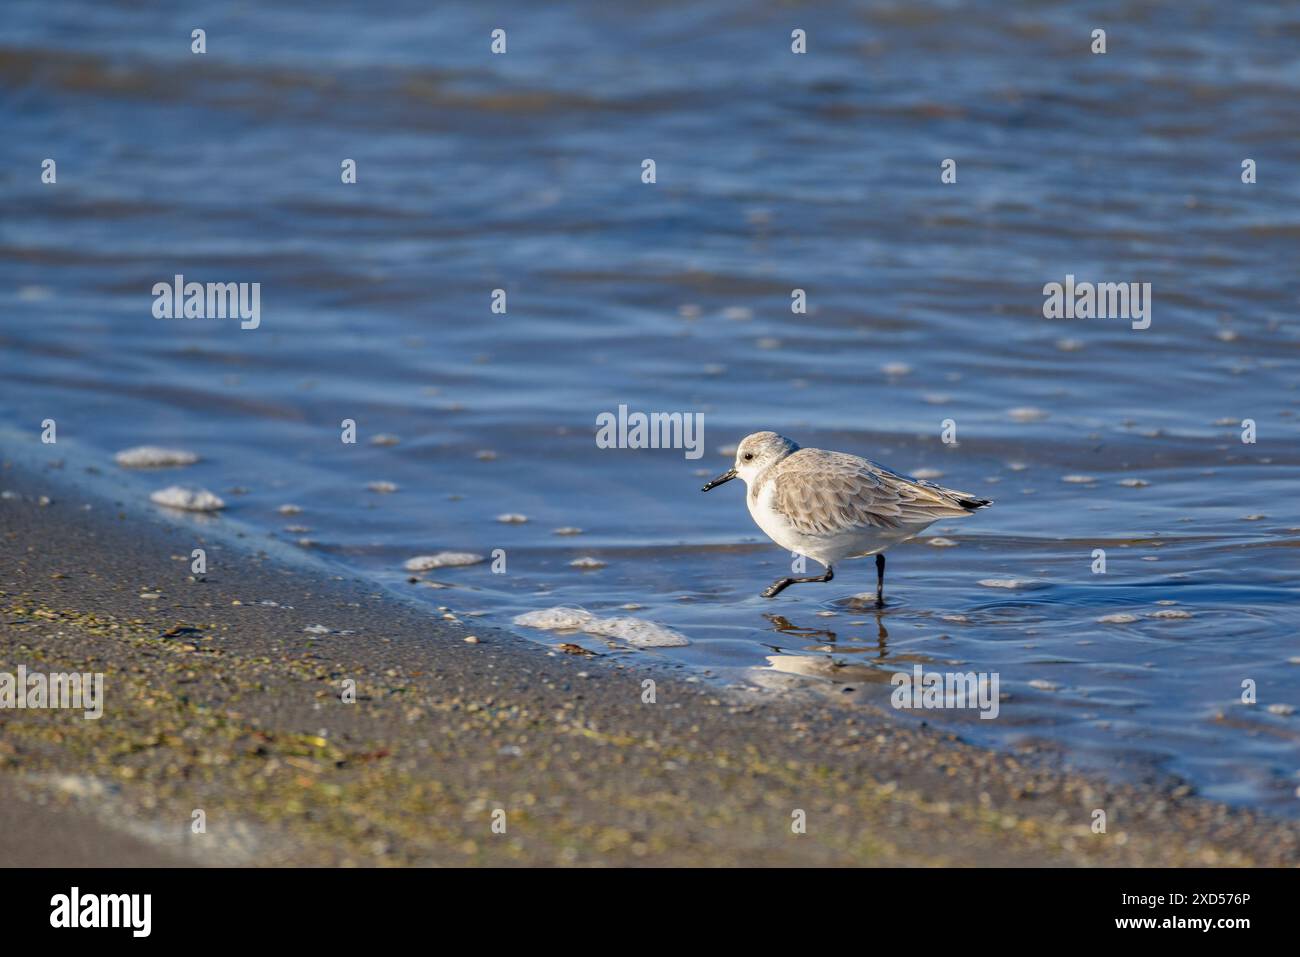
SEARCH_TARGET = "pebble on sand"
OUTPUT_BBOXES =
[403,552,485,571]
[115,446,199,469]
[150,486,225,512]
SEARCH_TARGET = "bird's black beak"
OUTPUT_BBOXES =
[701,467,737,492]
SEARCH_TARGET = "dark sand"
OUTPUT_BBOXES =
[1,457,1296,867]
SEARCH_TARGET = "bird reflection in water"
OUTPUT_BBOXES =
[763,610,889,658]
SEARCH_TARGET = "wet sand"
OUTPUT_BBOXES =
[1,457,1296,866]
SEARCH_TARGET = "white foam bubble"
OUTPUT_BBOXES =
[584,617,689,648]
[513,607,689,648]
[512,607,596,631]
[1007,407,1049,422]
[115,446,199,468]
[150,486,224,512]
[403,552,485,571]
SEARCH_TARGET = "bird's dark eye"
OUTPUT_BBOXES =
[743,453,753,461]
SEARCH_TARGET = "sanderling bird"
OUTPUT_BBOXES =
[701,431,991,603]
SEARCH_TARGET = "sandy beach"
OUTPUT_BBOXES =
[2,456,1295,867]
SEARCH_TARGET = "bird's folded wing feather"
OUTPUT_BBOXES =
[773,451,976,534]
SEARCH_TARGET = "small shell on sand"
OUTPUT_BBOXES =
[570,557,606,569]
[513,607,689,648]
[150,486,225,512]
[403,552,485,571]
[367,481,399,493]
[496,513,528,524]
[115,446,199,469]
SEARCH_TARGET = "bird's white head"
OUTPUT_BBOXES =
[701,431,799,492]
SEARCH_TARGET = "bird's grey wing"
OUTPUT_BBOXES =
[773,451,977,534]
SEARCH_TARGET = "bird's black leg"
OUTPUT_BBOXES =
[875,554,886,607]
[762,564,833,599]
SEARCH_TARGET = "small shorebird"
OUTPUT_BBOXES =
[702,431,991,603]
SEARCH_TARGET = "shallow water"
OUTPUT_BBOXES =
[2,1,1299,812]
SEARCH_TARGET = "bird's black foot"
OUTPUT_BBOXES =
[760,564,833,599]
